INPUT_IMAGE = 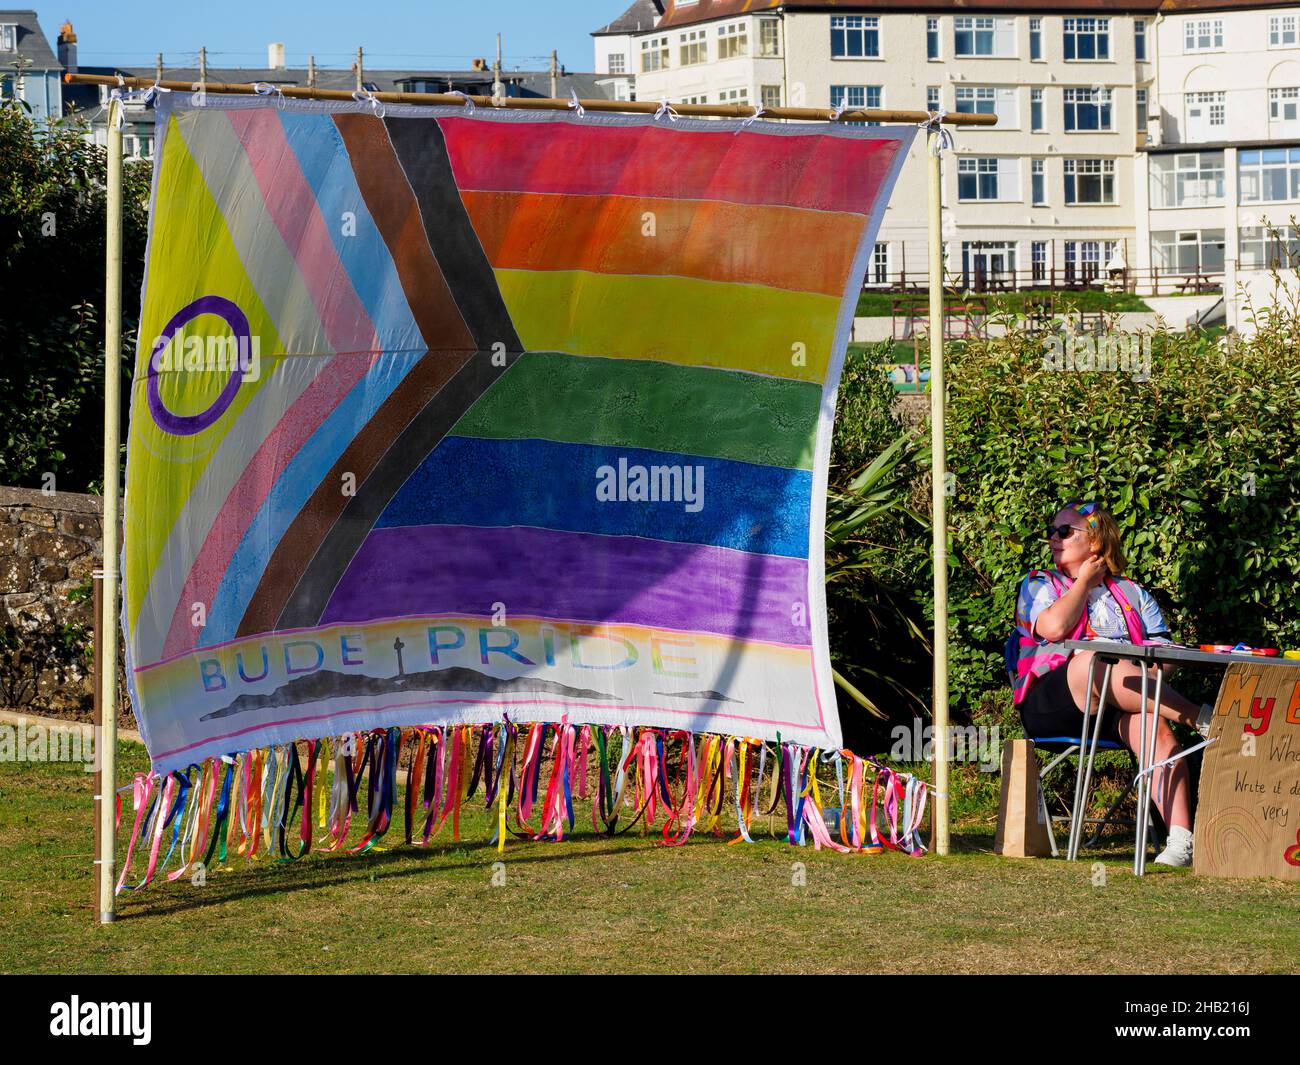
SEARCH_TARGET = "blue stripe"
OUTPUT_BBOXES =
[276,112,425,355]
[376,436,812,558]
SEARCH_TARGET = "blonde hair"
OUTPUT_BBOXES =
[1065,501,1127,576]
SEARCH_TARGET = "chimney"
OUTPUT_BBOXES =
[268,42,286,70]
[57,21,77,73]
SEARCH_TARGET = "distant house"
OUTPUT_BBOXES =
[592,0,661,100]
[0,9,63,121]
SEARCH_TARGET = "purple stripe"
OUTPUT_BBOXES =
[319,524,812,646]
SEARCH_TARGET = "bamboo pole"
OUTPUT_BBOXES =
[927,128,951,857]
[91,569,102,921]
[98,96,124,924]
[64,73,998,126]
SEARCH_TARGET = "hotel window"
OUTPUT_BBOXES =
[927,18,940,60]
[1064,87,1114,131]
[831,84,882,124]
[956,86,1018,127]
[1135,20,1147,61]
[1240,225,1300,269]
[1239,148,1300,203]
[1185,91,1226,138]
[1137,87,1148,130]
[1031,88,1044,131]
[1270,15,1298,47]
[680,29,708,67]
[1064,158,1116,204]
[640,37,668,73]
[1032,241,1048,281]
[681,95,707,105]
[759,18,781,57]
[954,17,1015,58]
[1151,230,1224,273]
[1030,18,1043,60]
[831,16,881,58]
[1032,159,1047,204]
[1064,241,1105,282]
[1064,18,1110,61]
[760,84,782,110]
[1270,87,1300,123]
[928,86,940,112]
[1149,151,1225,208]
[871,242,890,285]
[718,22,748,59]
[607,53,626,75]
[958,157,1020,201]
[718,87,749,105]
[1184,18,1224,53]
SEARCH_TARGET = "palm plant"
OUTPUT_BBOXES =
[825,430,932,720]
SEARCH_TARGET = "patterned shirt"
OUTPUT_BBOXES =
[1016,571,1171,643]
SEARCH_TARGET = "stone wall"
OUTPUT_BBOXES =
[0,485,103,714]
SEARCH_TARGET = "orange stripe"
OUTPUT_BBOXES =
[460,191,865,298]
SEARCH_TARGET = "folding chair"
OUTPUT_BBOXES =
[1005,637,1164,860]
[1028,736,1160,858]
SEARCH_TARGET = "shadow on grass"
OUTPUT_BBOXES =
[114,835,656,921]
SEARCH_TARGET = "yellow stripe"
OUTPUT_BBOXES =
[494,269,842,384]
[125,116,285,631]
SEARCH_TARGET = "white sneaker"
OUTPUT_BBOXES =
[1153,825,1194,868]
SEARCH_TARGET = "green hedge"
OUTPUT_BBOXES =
[941,312,1300,716]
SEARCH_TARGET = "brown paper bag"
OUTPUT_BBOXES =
[994,739,1053,857]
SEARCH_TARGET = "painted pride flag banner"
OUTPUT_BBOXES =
[124,93,913,776]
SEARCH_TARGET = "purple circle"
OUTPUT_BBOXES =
[147,296,252,435]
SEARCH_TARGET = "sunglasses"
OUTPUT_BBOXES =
[1046,524,1087,540]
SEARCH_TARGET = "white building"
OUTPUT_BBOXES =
[594,0,1300,307]
[1136,2,1300,328]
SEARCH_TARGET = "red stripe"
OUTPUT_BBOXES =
[437,117,903,215]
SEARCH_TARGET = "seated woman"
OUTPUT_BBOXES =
[1013,501,1212,868]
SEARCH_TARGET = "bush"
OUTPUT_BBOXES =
[0,101,151,493]
[943,305,1300,714]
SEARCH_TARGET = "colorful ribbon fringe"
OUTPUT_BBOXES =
[114,721,929,893]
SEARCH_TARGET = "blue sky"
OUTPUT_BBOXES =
[34,1,627,73]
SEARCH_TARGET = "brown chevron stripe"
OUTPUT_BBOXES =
[331,113,476,353]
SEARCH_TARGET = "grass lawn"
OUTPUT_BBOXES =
[2,741,1297,975]
[855,289,1152,318]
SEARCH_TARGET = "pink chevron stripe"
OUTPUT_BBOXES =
[158,351,379,659]
[158,110,383,660]
[225,109,378,355]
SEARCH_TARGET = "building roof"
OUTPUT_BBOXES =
[648,0,1300,28]
[593,0,663,36]
[1160,0,1300,10]
[651,1,1176,30]
[0,8,61,69]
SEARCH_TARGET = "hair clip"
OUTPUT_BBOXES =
[1063,498,1101,528]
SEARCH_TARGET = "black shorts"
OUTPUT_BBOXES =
[1019,662,1123,745]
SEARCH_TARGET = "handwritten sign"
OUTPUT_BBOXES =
[1194,663,1300,880]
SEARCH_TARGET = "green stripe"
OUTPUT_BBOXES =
[452,352,821,470]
